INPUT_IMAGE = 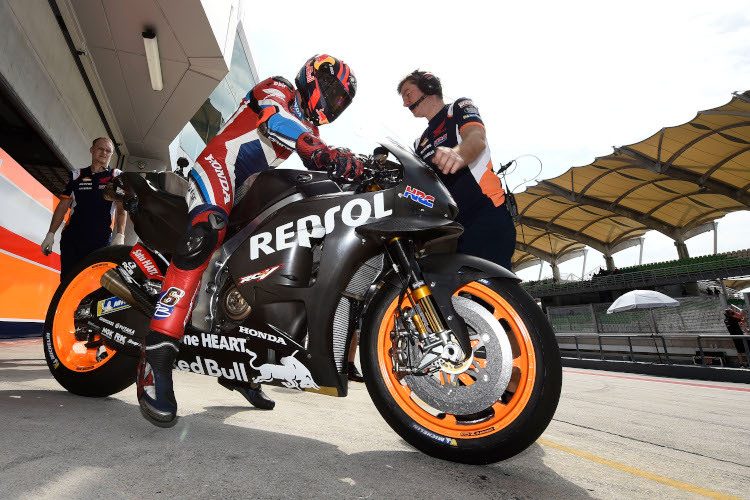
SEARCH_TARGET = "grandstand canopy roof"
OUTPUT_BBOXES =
[513,90,750,270]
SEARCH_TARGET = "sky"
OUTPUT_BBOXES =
[243,1,750,286]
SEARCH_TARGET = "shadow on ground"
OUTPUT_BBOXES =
[0,385,590,500]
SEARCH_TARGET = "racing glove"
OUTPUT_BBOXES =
[296,132,364,181]
[111,233,125,246]
[41,231,55,256]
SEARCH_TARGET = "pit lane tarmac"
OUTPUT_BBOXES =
[1,338,748,499]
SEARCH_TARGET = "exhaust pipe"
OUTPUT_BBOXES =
[101,269,154,317]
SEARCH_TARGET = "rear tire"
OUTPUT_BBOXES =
[43,246,139,397]
[361,277,561,464]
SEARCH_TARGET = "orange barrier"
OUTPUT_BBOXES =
[0,147,60,337]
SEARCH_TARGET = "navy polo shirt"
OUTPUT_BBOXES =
[413,97,505,225]
[61,166,120,239]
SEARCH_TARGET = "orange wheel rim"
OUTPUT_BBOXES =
[376,281,537,439]
[53,262,118,372]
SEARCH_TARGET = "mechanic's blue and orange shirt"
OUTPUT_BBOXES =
[414,97,505,224]
[60,166,120,238]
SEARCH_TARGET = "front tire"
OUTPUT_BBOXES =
[43,246,139,397]
[361,277,562,464]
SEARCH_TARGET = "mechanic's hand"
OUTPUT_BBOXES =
[314,148,364,181]
[433,146,467,175]
[41,231,55,256]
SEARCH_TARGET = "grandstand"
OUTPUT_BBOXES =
[522,249,750,301]
[510,90,750,319]
[512,90,750,291]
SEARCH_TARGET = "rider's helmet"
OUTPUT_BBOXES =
[295,54,357,126]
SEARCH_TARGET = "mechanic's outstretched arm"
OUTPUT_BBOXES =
[433,123,487,175]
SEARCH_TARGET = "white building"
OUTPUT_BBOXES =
[0,0,258,336]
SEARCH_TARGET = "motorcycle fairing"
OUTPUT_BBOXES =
[186,143,469,396]
[224,190,393,396]
[175,318,322,392]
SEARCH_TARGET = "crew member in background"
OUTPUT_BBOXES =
[724,305,749,367]
[41,137,127,278]
[136,54,363,428]
[397,70,516,269]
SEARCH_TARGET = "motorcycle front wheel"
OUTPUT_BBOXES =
[361,277,562,464]
[43,246,139,397]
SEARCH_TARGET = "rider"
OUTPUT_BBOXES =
[137,54,364,427]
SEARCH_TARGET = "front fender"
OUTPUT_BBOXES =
[360,252,518,355]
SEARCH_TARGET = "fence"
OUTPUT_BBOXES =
[556,334,750,369]
[523,254,750,297]
[547,296,728,335]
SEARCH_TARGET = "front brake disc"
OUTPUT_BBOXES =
[404,296,513,415]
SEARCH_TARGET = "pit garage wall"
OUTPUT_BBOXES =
[0,1,114,172]
[0,1,113,338]
[0,148,62,337]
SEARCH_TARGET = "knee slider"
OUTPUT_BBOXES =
[174,214,225,270]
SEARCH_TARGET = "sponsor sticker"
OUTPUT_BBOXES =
[410,423,458,446]
[97,297,130,316]
[239,326,287,345]
[459,427,495,437]
[404,185,435,208]
[44,331,60,369]
[176,356,250,383]
[458,100,474,108]
[239,264,284,284]
[154,287,185,319]
[247,192,392,260]
[130,245,164,279]
[249,350,319,390]
[434,133,448,146]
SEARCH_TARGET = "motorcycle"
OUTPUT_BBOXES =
[43,141,561,464]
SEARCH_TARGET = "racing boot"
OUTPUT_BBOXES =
[218,378,276,410]
[137,330,179,427]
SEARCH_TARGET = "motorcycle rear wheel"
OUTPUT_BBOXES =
[361,277,561,464]
[43,246,139,397]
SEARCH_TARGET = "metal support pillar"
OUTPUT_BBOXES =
[604,254,615,271]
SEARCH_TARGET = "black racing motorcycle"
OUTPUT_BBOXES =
[43,141,561,464]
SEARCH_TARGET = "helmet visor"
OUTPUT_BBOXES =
[318,71,352,123]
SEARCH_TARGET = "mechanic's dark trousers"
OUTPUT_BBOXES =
[60,227,111,279]
[457,202,516,270]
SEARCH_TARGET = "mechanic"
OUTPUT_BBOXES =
[137,54,363,427]
[397,70,516,269]
[41,137,127,278]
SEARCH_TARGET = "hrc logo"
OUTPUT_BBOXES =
[404,185,435,208]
